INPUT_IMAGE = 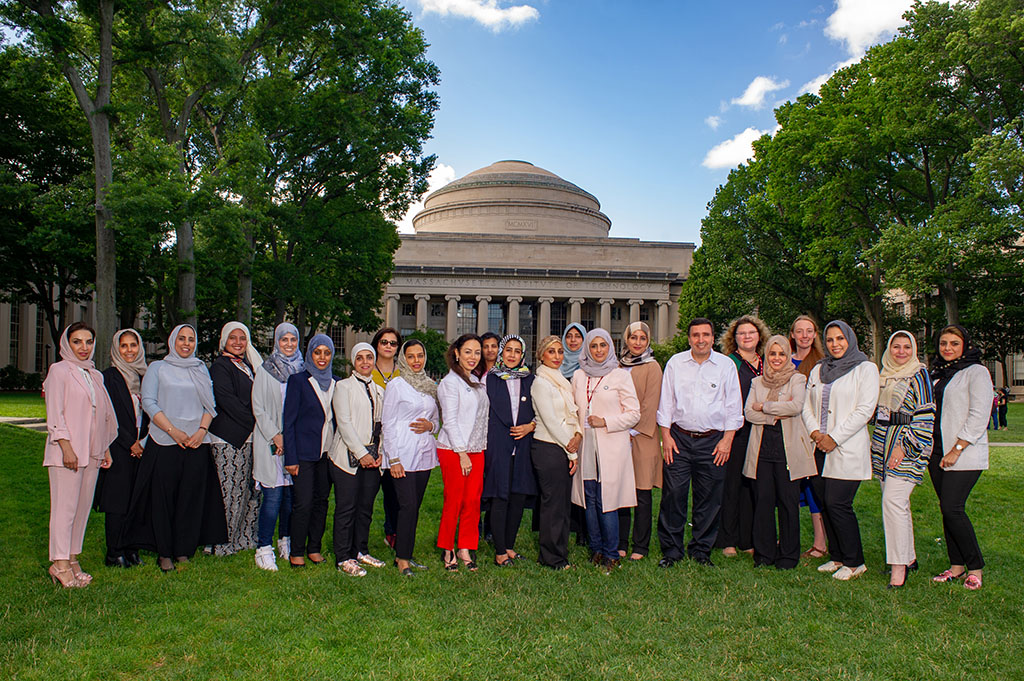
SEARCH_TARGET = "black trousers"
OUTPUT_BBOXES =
[716,431,754,550]
[105,512,128,556]
[380,469,399,536]
[657,428,725,561]
[289,455,331,558]
[393,469,430,561]
[751,459,801,569]
[929,455,984,570]
[618,488,653,556]
[150,443,211,559]
[531,440,572,568]
[490,493,528,556]
[329,463,381,561]
[810,449,864,566]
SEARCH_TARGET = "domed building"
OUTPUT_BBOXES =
[378,159,694,354]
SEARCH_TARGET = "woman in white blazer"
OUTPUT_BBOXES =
[928,325,990,590]
[801,320,879,581]
[328,342,386,577]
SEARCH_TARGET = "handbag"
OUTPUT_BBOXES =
[348,380,382,468]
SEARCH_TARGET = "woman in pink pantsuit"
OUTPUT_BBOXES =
[43,322,117,587]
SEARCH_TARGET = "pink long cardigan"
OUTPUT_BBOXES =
[43,361,118,467]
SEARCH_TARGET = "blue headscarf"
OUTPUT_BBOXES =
[560,323,587,380]
[304,333,335,391]
[262,323,305,384]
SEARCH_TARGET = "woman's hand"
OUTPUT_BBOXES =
[409,418,433,434]
[940,448,961,469]
[587,414,606,428]
[184,428,206,448]
[390,462,406,479]
[751,402,764,412]
[58,440,78,472]
[510,422,536,440]
[285,464,299,477]
[566,433,582,454]
[809,430,823,445]
[359,454,379,468]
[272,434,284,456]
[101,449,112,469]
[818,434,838,453]
[568,459,577,475]
[130,440,144,458]
[458,451,472,476]
[169,426,189,448]
[887,444,905,470]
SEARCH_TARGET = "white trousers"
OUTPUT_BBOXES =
[879,475,917,566]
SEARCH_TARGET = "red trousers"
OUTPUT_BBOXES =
[437,448,484,550]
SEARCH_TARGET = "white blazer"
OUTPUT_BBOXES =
[381,377,439,472]
[801,361,879,481]
[936,364,991,471]
[329,374,384,475]
[436,371,487,453]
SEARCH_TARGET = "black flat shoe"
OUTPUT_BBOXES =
[124,551,144,567]
[658,558,676,569]
[400,567,414,577]
[105,554,128,568]
[691,555,716,567]
[408,558,428,570]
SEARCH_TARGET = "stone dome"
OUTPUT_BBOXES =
[412,160,611,237]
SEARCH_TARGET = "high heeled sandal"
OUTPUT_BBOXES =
[443,550,459,572]
[458,550,478,572]
[932,568,966,583]
[69,559,92,585]
[49,563,82,588]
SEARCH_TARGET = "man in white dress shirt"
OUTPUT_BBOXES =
[656,318,744,567]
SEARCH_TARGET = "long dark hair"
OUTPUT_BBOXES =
[445,333,482,387]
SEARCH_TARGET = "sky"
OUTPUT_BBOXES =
[396,0,928,244]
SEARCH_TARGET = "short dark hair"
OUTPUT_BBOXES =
[480,332,500,344]
[687,317,714,335]
[371,327,400,351]
[67,321,95,340]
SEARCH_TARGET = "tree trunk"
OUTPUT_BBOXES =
[176,220,197,326]
[940,275,959,325]
[236,226,256,325]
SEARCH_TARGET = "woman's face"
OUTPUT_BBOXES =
[791,320,816,350]
[481,337,499,364]
[278,332,298,357]
[589,336,609,364]
[565,328,584,352]
[500,339,524,369]
[376,332,399,360]
[174,327,196,358]
[311,345,332,370]
[939,332,964,361]
[457,339,482,373]
[404,344,426,372]
[69,330,94,361]
[541,342,564,369]
[825,326,849,359]
[889,334,914,366]
[735,323,760,353]
[767,343,788,371]
[353,349,374,377]
[118,333,140,363]
[225,328,247,357]
[626,329,649,356]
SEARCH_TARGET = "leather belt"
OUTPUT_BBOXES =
[671,424,721,439]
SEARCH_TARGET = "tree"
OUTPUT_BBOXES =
[405,327,448,378]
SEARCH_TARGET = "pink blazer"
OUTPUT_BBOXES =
[43,361,118,467]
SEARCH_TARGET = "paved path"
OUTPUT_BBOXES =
[0,416,46,432]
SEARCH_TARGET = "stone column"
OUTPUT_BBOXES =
[445,294,460,341]
[628,298,644,325]
[414,293,430,330]
[507,296,523,336]
[476,295,491,335]
[568,297,584,324]
[656,300,671,342]
[385,293,400,329]
[537,297,554,339]
[598,298,614,331]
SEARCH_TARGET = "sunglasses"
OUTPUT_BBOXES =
[378,339,399,347]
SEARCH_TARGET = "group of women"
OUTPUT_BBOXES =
[43,314,991,589]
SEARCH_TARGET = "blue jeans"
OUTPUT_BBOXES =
[257,485,293,547]
[584,479,619,558]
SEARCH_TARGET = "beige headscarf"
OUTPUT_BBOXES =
[110,328,148,395]
[535,335,579,422]
[219,321,263,368]
[760,335,798,400]
[879,330,924,410]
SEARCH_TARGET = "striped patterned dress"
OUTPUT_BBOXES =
[870,367,935,483]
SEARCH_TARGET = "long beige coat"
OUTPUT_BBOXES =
[743,373,817,481]
[626,361,663,489]
[570,367,641,512]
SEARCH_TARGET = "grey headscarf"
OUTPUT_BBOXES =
[818,320,870,384]
[579,328,620,378]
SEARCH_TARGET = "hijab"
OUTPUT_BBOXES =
[818,320,870,384]
[48,325,116,426]
[929,324,983,384]
[879,331,925,410]
[303,333,335,391]
[395,340,437,399]
[110,328,148,395]
[760,335,798,400]
[579,328,620,378]
[619,321,656,367]
[350,342,376,384]
[490,334,530,380]
[560,322,587,379]
[262,323,305,384]
[536,335,578,421]
[219,321,262,368]
[162,323,217,414]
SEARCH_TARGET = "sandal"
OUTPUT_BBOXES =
[48,563,81,588]
[801,547,828,559]
[443,550,459,572]
[932,569,966,583]
[69,559,92,586]
[458,550,478,572]
[964,574,983,590]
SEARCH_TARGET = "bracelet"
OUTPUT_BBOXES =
[199,426,208,432]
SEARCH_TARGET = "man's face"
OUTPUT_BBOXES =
[688,324,714,356]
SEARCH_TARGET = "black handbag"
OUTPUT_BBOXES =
[348,380,382,467]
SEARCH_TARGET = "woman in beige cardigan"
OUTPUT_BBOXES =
[616,321,662,562]
[744,335,816,569]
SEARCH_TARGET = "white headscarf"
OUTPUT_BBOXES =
[879,330,924,410]
[219,321,262,368]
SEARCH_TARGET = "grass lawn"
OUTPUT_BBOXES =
[1,423,1022,680]
[0,391,46,419]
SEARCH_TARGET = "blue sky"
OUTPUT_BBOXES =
[398,0,924,244]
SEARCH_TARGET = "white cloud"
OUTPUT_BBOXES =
[731,76,790,109]
[797,56,859,95]
[398,163,457,233]
[414,0,539,31]
[824,0,914,57]
[702,127,770,170]
[779,33,788,45]
[704,115,722,130]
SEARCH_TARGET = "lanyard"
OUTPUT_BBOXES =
[586,375,605,410]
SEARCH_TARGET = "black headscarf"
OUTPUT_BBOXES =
[930,324,983,456]
[817,320,870,384]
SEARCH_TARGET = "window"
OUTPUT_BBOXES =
[401,302,414,317]
[35,307,45,371]
[430,303,444,318]
[456,301,477,336]
[581,303,595,332]
[1013,354,1024,387]
[610,306,622,322]
[550,301,566,336]
[328,325,345,362]
[639,306,650,322]
[518,302,536,358]
[9,301,20,367]
[487,303,506,336]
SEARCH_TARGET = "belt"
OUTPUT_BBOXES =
[671,424,721,439]
[876,412,912,428]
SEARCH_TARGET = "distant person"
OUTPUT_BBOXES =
[479,332,501,376]
[997,387,1009,430]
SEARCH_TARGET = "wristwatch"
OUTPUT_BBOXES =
[954,443,965,452]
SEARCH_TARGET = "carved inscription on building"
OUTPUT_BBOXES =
[396,275,666,294]
[506,219,538,231]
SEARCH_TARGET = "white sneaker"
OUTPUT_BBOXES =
[277,537,291,561]
[358,552,386,568]
[817,560,842,573]
[255,545,278,572]
[338,559,367,577]
[833,564,867,581]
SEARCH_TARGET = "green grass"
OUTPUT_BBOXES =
[0,391,45,419]
[988,401,1024,443]
[1,422,1022,680]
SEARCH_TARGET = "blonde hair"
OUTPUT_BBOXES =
[719,316,771,356]
[789,314,824,378]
